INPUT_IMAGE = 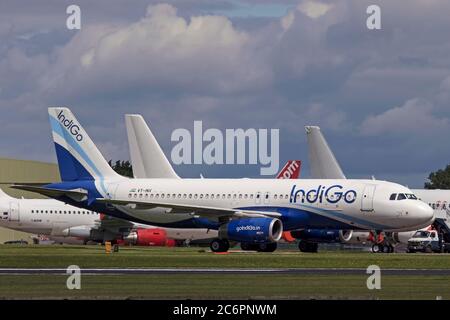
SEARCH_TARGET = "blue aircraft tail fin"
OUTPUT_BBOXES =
[48,107,122,182]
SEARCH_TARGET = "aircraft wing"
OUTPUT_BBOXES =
[95,214,135,229]
[95,198,281,221]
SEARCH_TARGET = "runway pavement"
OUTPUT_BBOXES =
[0,268,449,275]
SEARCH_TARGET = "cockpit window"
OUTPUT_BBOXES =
[397,193,406,200]
[405,194,418,200]
[389,193,397,200]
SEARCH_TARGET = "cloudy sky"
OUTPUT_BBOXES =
[1,0,450,187]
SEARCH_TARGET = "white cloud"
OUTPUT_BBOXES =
[360,98,450,136]
[297,1,332,19]
[280,11,295,31]
[40,3,271,98]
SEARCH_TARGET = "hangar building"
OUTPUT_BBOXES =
[0,158,60,243]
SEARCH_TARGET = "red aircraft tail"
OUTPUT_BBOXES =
[276,160,301,179]
[277,160,301,242]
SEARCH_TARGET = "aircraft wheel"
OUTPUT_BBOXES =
[210,239,229,253]
[241,243,260,251]
[298,241,318,253]
[258,242,277,252]
[309,242,319,253]
[298,240,308,252]
[371,244,381,253]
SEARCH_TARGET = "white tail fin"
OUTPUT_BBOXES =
[125,114,179,179]
[305,126,346,179]
[48,107,121,181]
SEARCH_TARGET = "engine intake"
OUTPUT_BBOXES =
[219,218,283,243]
[339,230,353,242]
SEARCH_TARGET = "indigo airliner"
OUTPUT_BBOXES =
[13,108,434,252]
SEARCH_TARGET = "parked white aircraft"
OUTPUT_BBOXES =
[13,108,434,252]
[0,188,99,244]
[300,126,449,253]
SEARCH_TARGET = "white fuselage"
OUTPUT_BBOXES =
[0,195,217,243]
[333,189,450,246]
[414,189,450,211]
[105,178,434,232]
[0,197,98,238]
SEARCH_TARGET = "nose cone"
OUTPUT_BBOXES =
[411,201,435,229]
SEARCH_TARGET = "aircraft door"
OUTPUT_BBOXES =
[361,184,376,212]
[9,202,19,221]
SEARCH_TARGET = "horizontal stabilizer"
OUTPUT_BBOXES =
[11,185,88,202]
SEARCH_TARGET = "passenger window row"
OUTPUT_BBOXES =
[127,192,290,201]
[31,210,97,215]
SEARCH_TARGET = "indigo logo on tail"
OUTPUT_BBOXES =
[57,110,84,142]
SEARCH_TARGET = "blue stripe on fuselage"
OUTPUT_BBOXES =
[237,206,381,230]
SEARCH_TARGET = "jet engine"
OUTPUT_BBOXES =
[61,225,92,238]
[219,218,283,243]
[123,228,175,247]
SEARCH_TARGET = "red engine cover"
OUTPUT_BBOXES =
[135,228,170,246]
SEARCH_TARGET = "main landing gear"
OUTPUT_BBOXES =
[371,243,394,253]
[298,240,319,253]
[240,242,278,252]
[210,239,278,253]
[210,239,230,253]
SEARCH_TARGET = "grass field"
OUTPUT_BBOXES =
[0,245,449,299]
[1,245,450,269]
